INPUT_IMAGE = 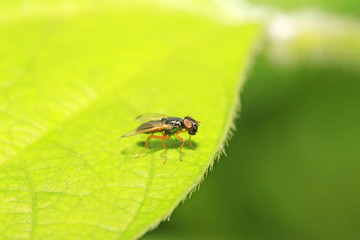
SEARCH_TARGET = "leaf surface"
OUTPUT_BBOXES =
[0,1,260,239]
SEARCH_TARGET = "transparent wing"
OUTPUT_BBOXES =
[135,113,168,122]
[122,121,171,138]
[121,129,143,138]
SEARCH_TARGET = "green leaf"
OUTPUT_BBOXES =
[0,1,261,239]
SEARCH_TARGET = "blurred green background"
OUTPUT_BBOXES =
[143,47,360,239]
[248,0,360,16]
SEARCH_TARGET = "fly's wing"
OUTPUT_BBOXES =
[122,114,168,137]
[121,129,142,138]
[121,120,171,137]
[135,113,168,122]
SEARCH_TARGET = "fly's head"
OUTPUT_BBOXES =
[183,116,201,135]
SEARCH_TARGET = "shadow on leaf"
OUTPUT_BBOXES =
[136,137,198,151]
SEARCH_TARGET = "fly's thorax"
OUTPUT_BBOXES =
[161,117,183,135]
[162,117,182,128]
[162,117,183,124]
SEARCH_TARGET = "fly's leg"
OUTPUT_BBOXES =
[159,133,170,164]
[188,135,196,150]
[135,134,154,158]
[135,134,170,164]
[175,131,185,161]
[177,130,195,150]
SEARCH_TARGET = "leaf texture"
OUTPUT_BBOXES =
[0,1,261,239]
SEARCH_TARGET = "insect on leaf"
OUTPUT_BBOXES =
[0,0,261,239]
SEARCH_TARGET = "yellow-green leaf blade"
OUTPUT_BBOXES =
[0,2,261,239]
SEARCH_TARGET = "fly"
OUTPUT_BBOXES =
[122,113,201,164]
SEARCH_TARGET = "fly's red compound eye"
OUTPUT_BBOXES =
[184,118,194,130]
